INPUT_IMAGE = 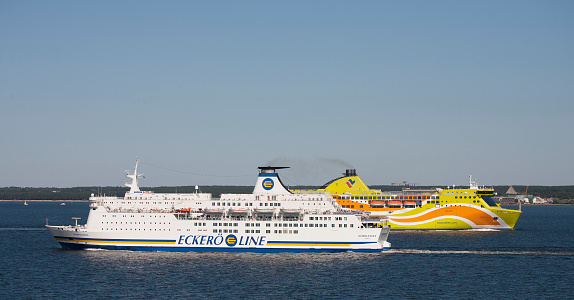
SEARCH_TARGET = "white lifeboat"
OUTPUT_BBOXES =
[280,208,303,214]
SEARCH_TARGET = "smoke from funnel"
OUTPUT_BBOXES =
[264,157,354,185]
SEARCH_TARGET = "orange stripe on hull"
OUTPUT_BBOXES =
[392,206,500,226]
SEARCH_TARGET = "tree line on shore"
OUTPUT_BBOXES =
[1,185,574,203]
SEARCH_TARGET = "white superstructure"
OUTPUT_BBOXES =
[47,160,391,252]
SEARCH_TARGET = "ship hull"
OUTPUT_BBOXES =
[370,206,522,230]
[47,219,391,253]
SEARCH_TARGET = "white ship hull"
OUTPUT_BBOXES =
[47,212,390,252]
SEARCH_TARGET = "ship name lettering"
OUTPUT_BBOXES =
[213,235,224,245]
[237,236,267,246]
[178,235,225,246]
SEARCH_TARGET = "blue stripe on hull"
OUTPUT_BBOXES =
[390,228,512,231]
[58,242,384,253]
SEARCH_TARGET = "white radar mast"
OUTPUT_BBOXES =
[125,158,144,193]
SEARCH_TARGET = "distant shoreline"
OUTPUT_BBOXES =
[1,200,89,202]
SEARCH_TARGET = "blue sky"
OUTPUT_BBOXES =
[1,1,573,188]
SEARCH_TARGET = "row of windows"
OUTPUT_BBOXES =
[209,222,354,228]
[348,196,388,200]
[343,205,363,209]
[276,230,298,234]
[310,216,345,221]
[106,200,177,204]
[211,202,285,207]
[455,196,478,199]
[103,228,169,231]
[213,229,239,234]
[102,222,169,225]
[103,215,167,218]
[348,195,440,200]
[104,223,353,233]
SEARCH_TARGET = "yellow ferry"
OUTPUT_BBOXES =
[292,170,521,230]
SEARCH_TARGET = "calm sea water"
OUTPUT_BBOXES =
[1,202,573,299]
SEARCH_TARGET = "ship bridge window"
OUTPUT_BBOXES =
[481,196,497,207]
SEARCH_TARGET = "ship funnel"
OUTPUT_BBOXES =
[344,169,357,177]
[253,166,292,195]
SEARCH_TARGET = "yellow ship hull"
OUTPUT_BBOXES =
[370,205,522,230]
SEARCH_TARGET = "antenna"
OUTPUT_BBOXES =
[469,175,478,189]
[125,158,143,193]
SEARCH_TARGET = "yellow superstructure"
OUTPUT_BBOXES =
[292,170,522,230]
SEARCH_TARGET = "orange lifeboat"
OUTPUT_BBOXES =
[175,208,191,213]
[370,200,386,207]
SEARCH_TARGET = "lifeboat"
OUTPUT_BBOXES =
[370,200,386,207]
[403,201,417,207]
[175,208,191,213]
[280,208,302,214]
[204,208,226,214]
[387,200,403,207]
[254,208,275,214]
[228,208,251,215]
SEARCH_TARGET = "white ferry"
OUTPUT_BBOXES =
[47,160,391,252]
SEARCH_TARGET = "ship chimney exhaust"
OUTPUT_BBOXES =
[344,169,357,177]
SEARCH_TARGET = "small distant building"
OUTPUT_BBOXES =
[532,197,547,204]
[506,186,518,195]
[391,181,420,187]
